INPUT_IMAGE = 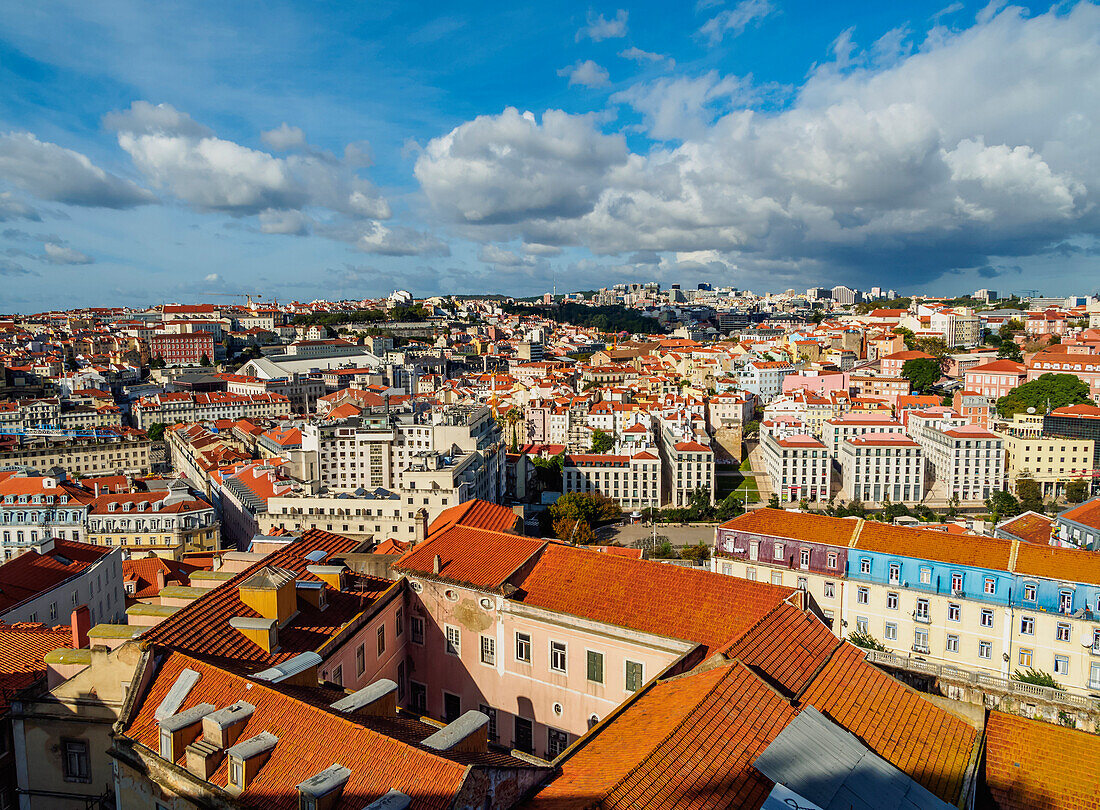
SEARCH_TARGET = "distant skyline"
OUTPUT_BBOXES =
[2,0,1099,310]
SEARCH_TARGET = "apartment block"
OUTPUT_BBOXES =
[916,424,1005,503]
[132,391,291,428]
[839,434,924,505]
[562,451,661,510]
[761,432,831,503]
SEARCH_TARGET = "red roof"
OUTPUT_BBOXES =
[393,527,545,592]
[0,622,73,711]
[0,540,111,613]
[996,511,1053,544]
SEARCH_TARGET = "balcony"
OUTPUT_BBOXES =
[911,643,931,655]
[912,610,931,625]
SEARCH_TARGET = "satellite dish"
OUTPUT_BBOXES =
[1027,407,1037,414]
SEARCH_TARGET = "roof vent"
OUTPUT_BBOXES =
[297,763,351,810]
[421,710,489,754]
[329,679,397,717]
[362,790,411,810]
[432,554,442,575]
[303,549,328,563]
[225,731,278,795]
[252,651,322,687]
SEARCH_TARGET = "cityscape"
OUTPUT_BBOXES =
[2,2,1100,810]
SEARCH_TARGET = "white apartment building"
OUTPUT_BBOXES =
[761,432,831,503]
[562,451,661,510]
[930,309,982,348]
[738,360,799,403]
[916,424,1005,503]
[132,391,291,428]
[822,415,903,457]
[839,434,924,505]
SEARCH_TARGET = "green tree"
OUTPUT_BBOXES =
[996,373,1091,417]
[145,422,167,442]
[893,327,917,350]
[590,429,615,454]
[149,355,166,369]
[715,492,744,521]
[650,539,676,559]
[767,493,781,509]
[1017,477,1044,513]
[1065,479,1090,503]
[679,542,711,564]
[901,357,941,393]
[985,490,1021,522]
[847,630,888,652]
[999,318,1025,341]
[552,517,596,544]
[997,341,1023,362]
[199,353,212,367]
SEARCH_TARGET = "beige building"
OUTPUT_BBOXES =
[997,431,1095,497]
[85,483,219,560]
[0,433,152,477]
[762,432,831,503]
[839,434,924,505]
[562,451,662,510]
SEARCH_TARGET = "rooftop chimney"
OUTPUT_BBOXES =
[414,508,429,544]
[432,554,442,575]
[252,651,321,687]
[363,790,411,810]
[70,605,90,649]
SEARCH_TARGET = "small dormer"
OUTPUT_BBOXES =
[305,564,345,590]
[329,679,397,718]
[202,700,255,748]
[225,731,278,795]
[108,502,117,512]
[295,579,327,611]
[159,702,216,763]
[238,566,298,627]
[297,763,351,810]
[122,501,131,512]
[421,710,490,754]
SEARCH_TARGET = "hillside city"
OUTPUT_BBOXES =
[0,285,1095,807]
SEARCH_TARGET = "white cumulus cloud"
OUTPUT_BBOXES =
[577,9,628,42]
[43,242,94,265]
[558,60,611,88]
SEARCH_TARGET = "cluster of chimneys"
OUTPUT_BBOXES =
[155,652,489,809]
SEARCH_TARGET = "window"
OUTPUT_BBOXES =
[480,635,496,666]
[913,628,929,653]
[1056,622,1071,642]
[770,571,783,586]
[948,603,961,622]
[888,563,900,583]
[859,558,870,575]
[984,577,996,595]
[443,692,461,723]
[1054,655,1070,675]
[410,681,426,712]
[823,581,835,599]
[914,598,929,620]
[62,739,90,783]
[516,632,532,663]
[377,625,386,656]
[978,641,992,659]
[479,704,498,741]
[1020,616,1034,635]
[856,587,869,605]
[410,615,424,645]
[445,625,460,656]
[746,567,756,581]
[547,728,569,758]
[950,572,963,593]
[886,592,898,610]
[796,576,807,590]
[980,609,994,628]
[946,634,959,653]
[395,607,403,637]
[1023,583,1037,601]
[856,617,868,634]
[229,757,244,789]
[827,552,837,569]
[1059,591,1073,613]
[625,660,644,692]
[550,641,567,673]
[586,650,604,684]
[332,665,343,686]
[884,622,897,641]
[919,568,931,585]
[355,644,365,677]
[799,549,810,568]
[773,542,783,558]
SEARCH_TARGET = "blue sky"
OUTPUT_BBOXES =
[1,0,1099,310]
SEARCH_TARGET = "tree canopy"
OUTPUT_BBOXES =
[997,341,1023,362]
[1065,479,1090,503]
[996,373,1091,417]
[901,357,941,392]
[503,302,664,335]
[590,429,615,454]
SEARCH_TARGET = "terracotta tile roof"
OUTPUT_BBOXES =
[1057,497,1100,530]
[1013,541,1100,587]
[723,603,843,695]
[798,642,978,803]
[996,511,1053,544]
[426,499,520,536]
[855,521,1013,570]
[123,652,481,810]
[0,540,111,613]
[0,622,72,711]
[513,544,795,652]
[122,557,200,599]
[393,526,546,592]
[983,710,1100,810]
[720,509,860,549]
[524,662,791,810]
[140,530,389,672]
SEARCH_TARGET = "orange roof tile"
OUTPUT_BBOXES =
[1057,497,1100,531]
[720,509,860,549]
[855,521,1013,570]
[1013,541,1100,587]
[983,710,1100,810]
[996,511,1053,545]
[426,499,521,536]
[0,622,73,711]
[513,544,795,653]
[0,540,111,613]
[393,526,545,592]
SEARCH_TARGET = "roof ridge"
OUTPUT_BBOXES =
[848,517,866,548]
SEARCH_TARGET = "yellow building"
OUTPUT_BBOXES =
[86,482,218,560]
[996,430,1095,497]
